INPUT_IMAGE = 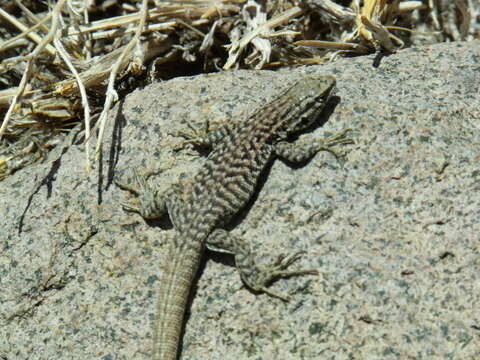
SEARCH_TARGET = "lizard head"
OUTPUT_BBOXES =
[282,74,336,134]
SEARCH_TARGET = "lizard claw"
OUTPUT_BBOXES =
[115,169,162,218]
[317,128,354,159]
[247,251,319,301]
[116,166,173,220]
[120,201,141,214]
[115,169,149,195]
[114,179,141,196]
[177,120,212,150]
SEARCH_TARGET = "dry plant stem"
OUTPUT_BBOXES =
[53,37,167,99]
[0,13,53,53]
[309,0,356,20]
[65,8,164,37]
[53,37,92,171]
[360,15,396,51]
[14,0,50,33]
[223,6,303,70]
[0,39,29,53]
[0,88,40,109]
[294,39,365,51]
[0,0,67,140]
[94,0,148,159]
[82,6,93,61]
[399,1,425,12]
[428,0,440,29]
[75,19,209,41]
[0,8,56,56]
[456,0,471,39]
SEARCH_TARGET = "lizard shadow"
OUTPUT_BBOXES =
[178,94,341,352]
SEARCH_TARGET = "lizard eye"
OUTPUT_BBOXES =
[295,113,313,130]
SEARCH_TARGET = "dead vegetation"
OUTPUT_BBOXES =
[0,0,478,178]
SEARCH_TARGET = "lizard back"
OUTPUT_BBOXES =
[153,74,336,359]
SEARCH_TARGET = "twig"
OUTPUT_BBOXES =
[14,0,50,33]
[223,6,303,70]
[0,0,67,139]
[0,13,53,54]
[53,37,92,171]
[65,8,164,36]
[67,18,209,41]
[0,8,56,56]
[94,0,149,158]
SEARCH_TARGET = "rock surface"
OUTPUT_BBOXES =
[1,40,479,359]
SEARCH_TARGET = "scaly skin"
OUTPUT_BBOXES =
[116,74,353,359]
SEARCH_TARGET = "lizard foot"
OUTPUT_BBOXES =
[177,120,212,149]
[115,170,167,219]
[247,251,319,301]
[317,128,354,159]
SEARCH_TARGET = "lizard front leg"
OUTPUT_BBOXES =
[275,128,353,163]
[115,170,183,226]
[178,120,233,150]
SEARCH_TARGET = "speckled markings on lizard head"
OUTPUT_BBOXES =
[115,74,353,360]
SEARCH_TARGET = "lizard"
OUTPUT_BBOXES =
[116,74,353,359]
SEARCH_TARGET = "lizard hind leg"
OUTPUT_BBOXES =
[206,229,318,302]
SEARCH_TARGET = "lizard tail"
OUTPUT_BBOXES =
[152,241,203,360]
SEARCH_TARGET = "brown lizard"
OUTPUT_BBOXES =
[116,74,352,359]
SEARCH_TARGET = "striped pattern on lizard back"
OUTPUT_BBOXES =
[116,74,353,360]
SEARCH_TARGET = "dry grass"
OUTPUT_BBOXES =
[0,0,478,178]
